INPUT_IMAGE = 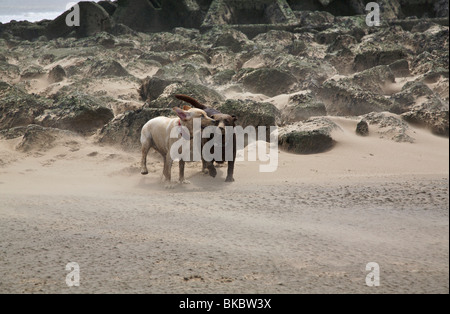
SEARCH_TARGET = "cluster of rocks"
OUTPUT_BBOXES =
[0,0,448,154]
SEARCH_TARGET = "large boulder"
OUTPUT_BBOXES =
[36,92,114,135]
[402,98,449,137]
[88,59,129,77]
[362,112,415,143]
[353,39,409,72]
[143,81,225,109]
[0,124,80,153]
[350,65,396,95]
[217,99,280,128]
[391,81,435,113]
[239,68,298,97]
[0,81,52,130]
[46,2,112,39]
[278,117,339,154]
[98,108,174,150]
[317,79,394,116]
[139,76,179,102]
[280,93,327,124]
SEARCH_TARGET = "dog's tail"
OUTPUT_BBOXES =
[174,94,206,110]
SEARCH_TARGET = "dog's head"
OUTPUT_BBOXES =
[173,106,216,135]
[211,113,237,134]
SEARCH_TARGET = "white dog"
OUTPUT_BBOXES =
[140,106,215,186]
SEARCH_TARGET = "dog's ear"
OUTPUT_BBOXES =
[183,105,192,111]
[232,115,237,122]
[173,107,191,121]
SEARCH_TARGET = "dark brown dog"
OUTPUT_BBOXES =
[174,94,237,182]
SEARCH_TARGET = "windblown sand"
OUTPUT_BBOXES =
[0,115,448,294]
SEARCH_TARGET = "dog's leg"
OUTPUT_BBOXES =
[163,154,176,189]
[225,136,236,182]
[206,161,217,178]
[178,160,190,184]
[201,159,208,174]
[225,160,235,182]
[140,139,151,175]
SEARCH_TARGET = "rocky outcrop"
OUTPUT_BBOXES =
[238,68,298,97]
[0,82,52,130]
[143,81,225,109]
[317,79,394,116]
[281,93,327,124]
[36,92,114,135]
[98,108,174,150]
[362,112,415,143]
[402,98,449,136]
[88,59,129,77]
[46,2,112,39]
[278,117,339,154]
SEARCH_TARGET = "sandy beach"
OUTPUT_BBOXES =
[0,117,448,294]
[1,0,449,295]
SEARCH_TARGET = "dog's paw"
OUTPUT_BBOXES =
[141,169,149,175]
[179,179,191,185]
[164,183,176,189]
[225,177,235,182]
[208,168,217,178]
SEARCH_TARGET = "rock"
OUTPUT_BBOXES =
[98,0,118,16]
[139,76,179,102]
[389,59,411,77]
[391,81,435,113]
[145,81,225,109]
[356,120,369,136]
[350,65,396,95]
[98,108,174,150]
[239,68,298,97]
[298,10,335,28]
[36,92,114,135]
[138,51,172,66]
[20,65,46,80]
[10,124,79,152]
[326,34,358,53]
[278,117,339,154]
[113,0,204,33]
[353,39,409,72]
[0,81,52,130]
[434,0,449,17]
[0,20,48,41]
[155,61,211,85]
[317,79,394,116]
[252,30,296,52]
[88,59,129,77]
[363,112,415,143]
[48,65,66,83]
[212,29,251,53]
[281,93,327,124]
[46,2,112,39]
[212,69,236,85]
[410,50,449,76]
[216,99,281,139]
[402,98,449,136]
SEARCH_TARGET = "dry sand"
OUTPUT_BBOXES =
[0,115,448,294]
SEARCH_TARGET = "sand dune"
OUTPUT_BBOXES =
[0,117,448,293]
